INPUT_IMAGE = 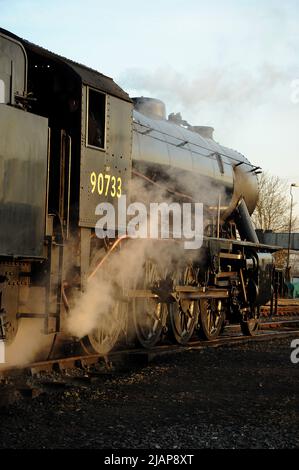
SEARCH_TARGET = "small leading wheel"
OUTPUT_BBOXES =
[240,307,260,336]
[198,298,225,340]
[81,300,126,355]
[168,265,199,345]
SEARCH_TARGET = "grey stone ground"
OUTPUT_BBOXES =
[0,337,298,449]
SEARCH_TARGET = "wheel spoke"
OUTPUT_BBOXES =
[198,299,225,340]
[82,300,126,355]
[169,265,198,345]
[134,260,166,348]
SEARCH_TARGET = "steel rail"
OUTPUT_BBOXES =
[1,321,298,378]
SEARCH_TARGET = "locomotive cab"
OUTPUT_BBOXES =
[21,38,133,241]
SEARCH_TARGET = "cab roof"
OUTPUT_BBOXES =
[0,27,132,103]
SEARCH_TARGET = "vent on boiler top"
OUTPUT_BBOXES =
[168,113,214,140]
[191,126,214,139]
[132,97,166,120]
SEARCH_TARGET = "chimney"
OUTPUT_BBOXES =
[132,97,166,119]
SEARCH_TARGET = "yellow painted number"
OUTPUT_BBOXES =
[111,176,116,197]
[90,171,97,193]
[97,172,104,195]
[104,174,111,196]
[90,172,122,198]
[117,177,122,198]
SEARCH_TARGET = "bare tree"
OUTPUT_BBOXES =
[252,172,298,232]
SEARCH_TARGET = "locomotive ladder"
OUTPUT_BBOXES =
[15,237,63,336]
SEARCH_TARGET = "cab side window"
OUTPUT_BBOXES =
[87,88,106,149]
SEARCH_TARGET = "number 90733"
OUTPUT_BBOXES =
[90,171,122,198]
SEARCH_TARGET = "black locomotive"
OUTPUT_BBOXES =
[0,28,276,362]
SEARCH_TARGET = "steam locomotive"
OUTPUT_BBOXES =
[0,28,276,361]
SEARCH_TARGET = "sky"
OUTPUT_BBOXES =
[1,0,299,214]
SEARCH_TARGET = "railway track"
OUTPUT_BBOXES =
[1,318,298,379]
[260,299,299,316]
[0,318,298,408]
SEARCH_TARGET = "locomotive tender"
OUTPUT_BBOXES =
[0,28,276,359]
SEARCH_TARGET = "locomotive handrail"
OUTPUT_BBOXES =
[133,120,257,169]
[66,135,72,240]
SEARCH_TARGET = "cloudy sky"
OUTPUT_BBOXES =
[2,0,299,212]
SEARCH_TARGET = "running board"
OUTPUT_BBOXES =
[125,287,229,301]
